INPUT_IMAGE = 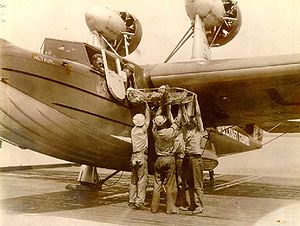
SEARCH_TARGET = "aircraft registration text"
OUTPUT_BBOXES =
[32,53,55,65]
[217,126,250,146]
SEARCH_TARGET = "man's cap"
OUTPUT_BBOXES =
[154,115,167,127]
[158,85,167,93]
[133,114,146,126]
[124,63,134,70]
[92,53,102,60]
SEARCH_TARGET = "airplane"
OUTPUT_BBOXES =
[0,0,300,189]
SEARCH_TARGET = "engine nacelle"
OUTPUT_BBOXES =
[85,6,126,41]
[207,0,242,47]
[185,0,225,28]
[85,6,142,56]
[185,0,242,47]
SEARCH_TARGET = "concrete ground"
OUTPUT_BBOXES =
[0,166,300,226]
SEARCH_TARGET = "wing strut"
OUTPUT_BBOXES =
[262,126,299,146]
[164,25,193,63]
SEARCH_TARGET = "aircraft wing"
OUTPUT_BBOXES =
[257,121,300,133]
[144,54,300,131]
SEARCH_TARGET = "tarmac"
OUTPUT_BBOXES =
[0,165,300,226]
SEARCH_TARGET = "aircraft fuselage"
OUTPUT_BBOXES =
[0,38,262,172]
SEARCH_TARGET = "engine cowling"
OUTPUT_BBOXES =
[85,6,126,41]
[185,0,242,47]
[206,0,242,47]
[185,0,225,28]
[85,6,142,56]
[116,12,143,56]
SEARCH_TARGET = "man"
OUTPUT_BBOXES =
[183,103,205,214]
[91,53,105,75]
[174,128,189,208]
[129,102,150,209]
[151,105,182,214]
[123,63,135,88]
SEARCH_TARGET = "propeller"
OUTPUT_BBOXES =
[208,0,242,47]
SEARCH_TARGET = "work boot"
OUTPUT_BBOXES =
[128,202,135,208]
[135,203,146,210]
[188,204,198,211]
[179,206,189,211]
[167,207,179,214]
[191,207,203,214]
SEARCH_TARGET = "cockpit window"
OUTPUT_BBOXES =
[42,38,89,65]
[42,38,121,74]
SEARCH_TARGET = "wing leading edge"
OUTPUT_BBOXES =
[145,54,300,131]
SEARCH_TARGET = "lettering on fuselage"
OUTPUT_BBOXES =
[217,126,250,146]
[32,53,55,65]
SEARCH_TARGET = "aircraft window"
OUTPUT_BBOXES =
[85,44,100,65]
[105,54,118,73]
[84,44,118,74]
[121,62,136,89]
[42,38,89,65]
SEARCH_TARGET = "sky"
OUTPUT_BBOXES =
[1,0,300,64]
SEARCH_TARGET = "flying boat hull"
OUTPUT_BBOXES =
[0,38,267,172]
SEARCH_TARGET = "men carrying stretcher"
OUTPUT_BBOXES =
[127,85,206,214]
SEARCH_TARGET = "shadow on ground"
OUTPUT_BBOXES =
[0,185,129,213]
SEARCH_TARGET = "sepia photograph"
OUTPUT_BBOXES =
[0,0,300,225]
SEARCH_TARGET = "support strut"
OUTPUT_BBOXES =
[191,14,211,61]
[65,165,121,191]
